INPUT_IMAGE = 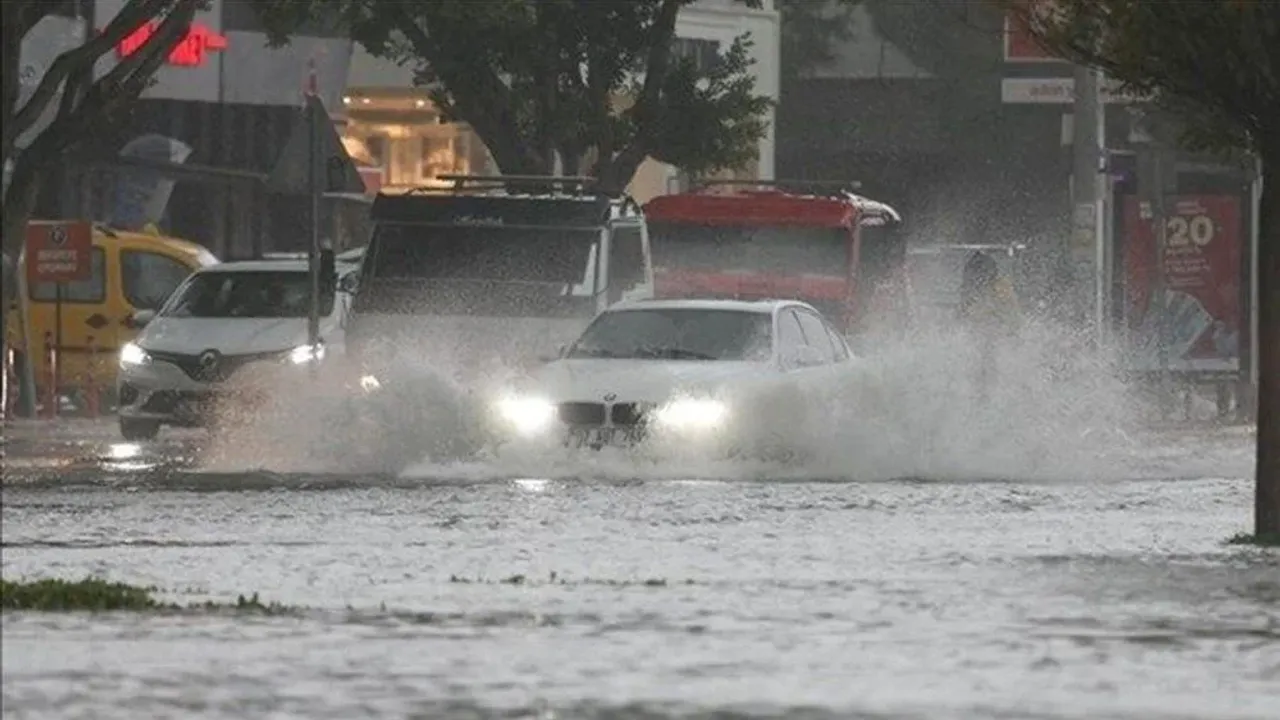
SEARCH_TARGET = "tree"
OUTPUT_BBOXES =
[254,0,774,195]
[2,0,201,415]
[1011,0,1280,538]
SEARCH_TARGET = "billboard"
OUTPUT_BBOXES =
[1121,195,1243,373]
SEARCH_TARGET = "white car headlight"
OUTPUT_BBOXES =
[119,342,151,368]
[652,398,727,431]
[495,396,557,436]
[289,342,326,365]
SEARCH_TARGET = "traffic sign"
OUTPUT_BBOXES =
[25,220,92,283]
[265,94,365,196]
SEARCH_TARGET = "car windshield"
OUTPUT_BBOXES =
[566,308,773,361]
[161,270,335,319]
[647,222,849,277]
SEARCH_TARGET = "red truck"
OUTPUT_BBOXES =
[642,180,911,338]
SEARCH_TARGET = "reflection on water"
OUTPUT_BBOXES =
[2,466,1276,720]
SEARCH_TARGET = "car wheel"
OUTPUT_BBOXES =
[119,417,160,441]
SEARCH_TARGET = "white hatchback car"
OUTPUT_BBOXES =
[485,298,857,454]
[115,257,358,440]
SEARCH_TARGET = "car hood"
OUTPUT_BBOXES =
[523,358,768,403]
[137,316,341,356]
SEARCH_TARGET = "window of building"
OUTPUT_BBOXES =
[672,37,722,73]
[30,248,106,303]
[121,250,195,311]
[341,93,484,190]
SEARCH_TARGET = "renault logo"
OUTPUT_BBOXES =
[198,349,220,369]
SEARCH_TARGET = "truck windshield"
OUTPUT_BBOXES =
[162,270,334,319]
[647,223,849,277]
[368,223,597,284]
[566,308,772,362]
[359,222,600,317]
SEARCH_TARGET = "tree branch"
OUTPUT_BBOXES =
[4,0,173,153]
[599,0,684,193]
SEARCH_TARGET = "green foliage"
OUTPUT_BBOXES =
[0,577,296,613]
[253,0,775,192]
[1,577,162,611]
[1009,0,1280,155]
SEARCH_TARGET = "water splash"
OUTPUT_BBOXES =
[193,311,1180,484]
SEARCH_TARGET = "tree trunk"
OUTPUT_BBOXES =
[1,147,45,418]
[1256,151,1280,537]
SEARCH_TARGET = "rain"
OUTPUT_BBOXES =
[2,2,1277,719]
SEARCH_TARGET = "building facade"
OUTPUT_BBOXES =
[18,0,780,254]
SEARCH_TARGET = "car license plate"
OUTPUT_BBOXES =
[569,427,642,448]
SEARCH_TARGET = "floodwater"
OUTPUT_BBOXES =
[3,428,1277,720]
[3,326,1278,719]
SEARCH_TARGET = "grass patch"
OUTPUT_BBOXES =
[1,577,294,614]
[1226,532,1280,548]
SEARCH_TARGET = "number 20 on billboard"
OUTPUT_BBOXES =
[1166,214,1215,248]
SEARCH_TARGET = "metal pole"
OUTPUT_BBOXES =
[1152,150,1172,417]
[306,94,321,364]
[1070,64,1106,341]
[1251,153,1262,396]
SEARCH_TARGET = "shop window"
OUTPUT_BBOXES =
[30,248,106,303]
[121,250,194,310]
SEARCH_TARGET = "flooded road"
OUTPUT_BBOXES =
[2,423,1278,719]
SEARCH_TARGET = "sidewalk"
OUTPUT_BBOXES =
[1,417,119,441]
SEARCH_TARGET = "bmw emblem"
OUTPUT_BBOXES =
[199,349,221,369]
[603,392,617,402]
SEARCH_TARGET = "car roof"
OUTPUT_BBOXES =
[607,298,812,315]
[197,259,357,274]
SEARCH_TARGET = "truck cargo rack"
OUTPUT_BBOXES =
[395,174,641,216]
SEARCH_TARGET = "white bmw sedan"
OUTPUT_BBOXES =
[486,298,858,455]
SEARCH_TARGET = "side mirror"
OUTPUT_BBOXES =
[788,345,825,368]
[337,271,359,294]
[319,248,337,299]
[537,343,567,363]
[130,309,156,328]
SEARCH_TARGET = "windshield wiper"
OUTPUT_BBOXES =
[569,346,621,359]
[632,346,717,361]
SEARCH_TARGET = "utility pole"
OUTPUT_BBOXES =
[1247,153,1262,421]
[1069,64,1107,343]
[305,59,321,375]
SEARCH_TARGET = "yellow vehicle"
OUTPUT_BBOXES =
[6,223,218,409]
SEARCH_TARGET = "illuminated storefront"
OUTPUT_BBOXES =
[337,90,492,193]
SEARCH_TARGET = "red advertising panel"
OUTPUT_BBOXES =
[1004,0,1065,62]
[1121,195,1242,372]
[25,221,93,284]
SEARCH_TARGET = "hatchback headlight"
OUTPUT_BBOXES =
[651,398,727,431]
[119,342,151,368]
[289,342,326,365]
